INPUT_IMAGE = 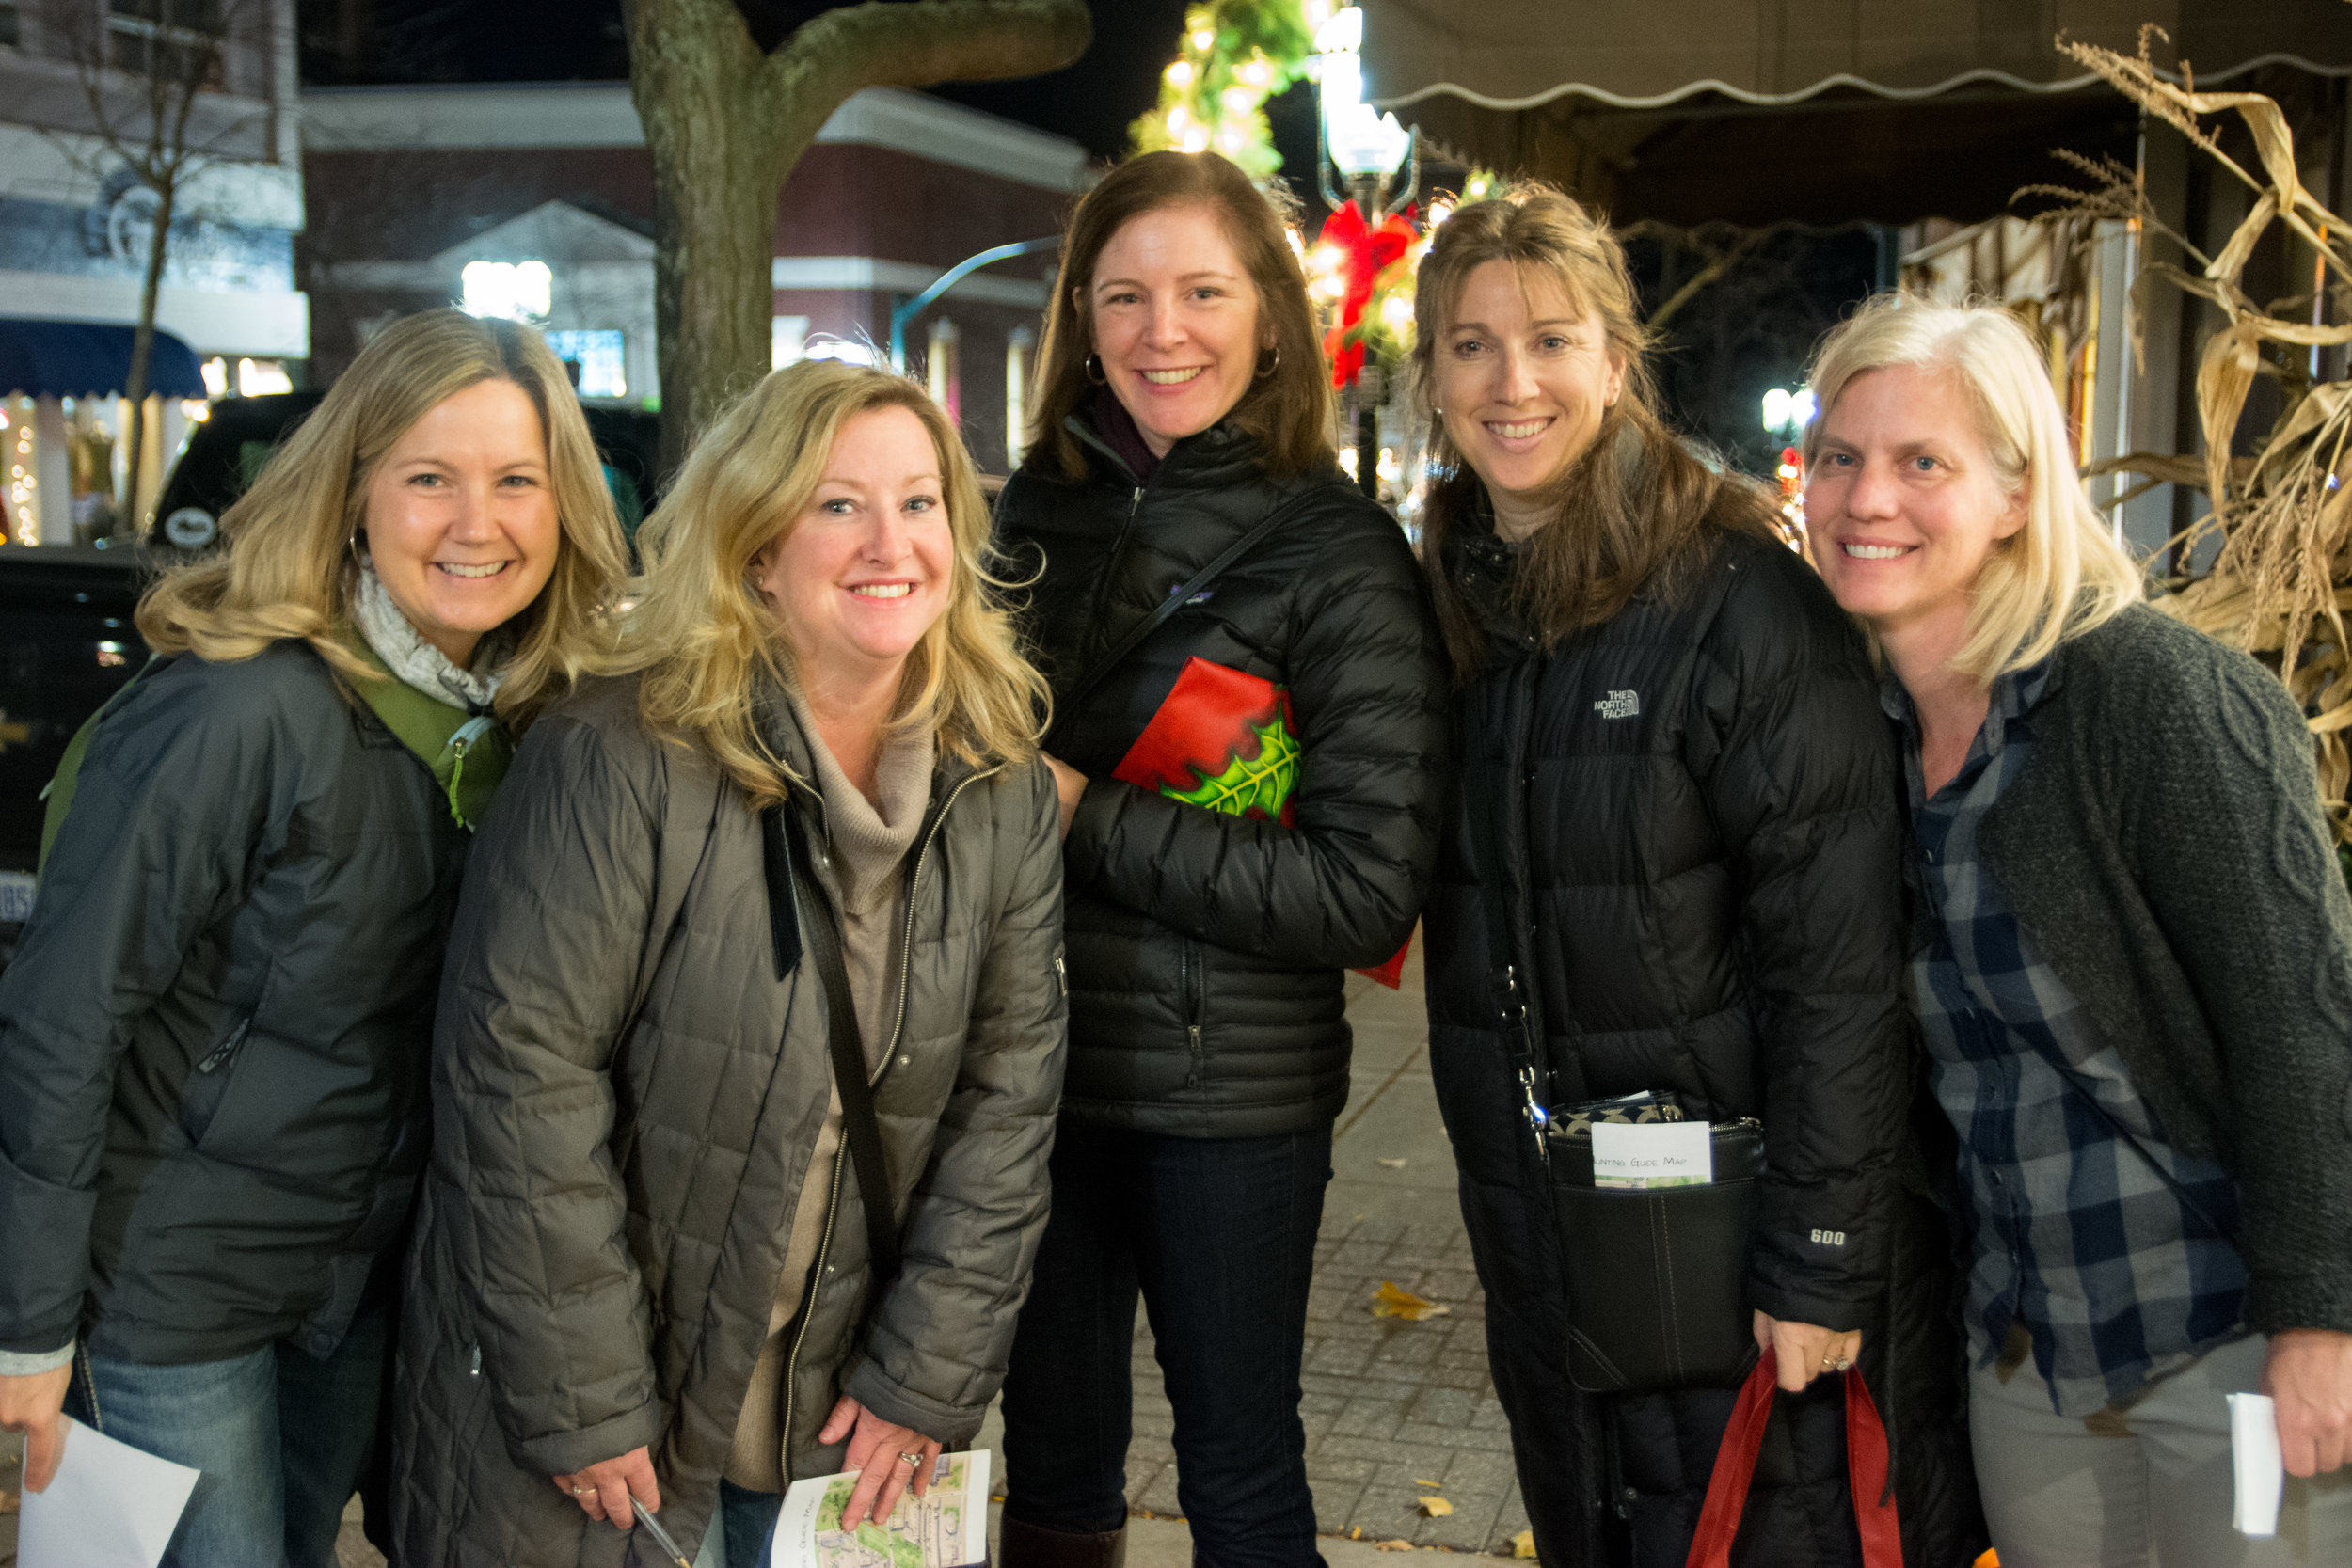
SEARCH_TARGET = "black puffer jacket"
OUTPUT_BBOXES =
[994,420,1448,1136]
[1423,521,1984,1568]
[0,644,467,1368]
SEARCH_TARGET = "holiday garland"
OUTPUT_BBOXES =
[1130,0,1325,179]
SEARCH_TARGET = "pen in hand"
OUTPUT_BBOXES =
[623,1487,693,1568]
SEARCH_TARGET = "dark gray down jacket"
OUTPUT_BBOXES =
[386,676,1068,1567]
[0,644,467,1370]
[993,420,1449,1137]
[1424,519,1984,1568]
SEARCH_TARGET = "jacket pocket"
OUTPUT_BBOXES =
[178,1012,254,1147]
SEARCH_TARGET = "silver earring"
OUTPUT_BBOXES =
[1085,354,1107,385]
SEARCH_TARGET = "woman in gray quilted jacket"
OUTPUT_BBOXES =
[386,361,1069,1567]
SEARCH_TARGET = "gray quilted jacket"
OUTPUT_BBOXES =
[386,675,1067,1567]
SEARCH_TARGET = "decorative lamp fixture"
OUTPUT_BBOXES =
[1314,4,1415,217]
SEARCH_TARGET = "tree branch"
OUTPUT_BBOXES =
[758,0,1090,171]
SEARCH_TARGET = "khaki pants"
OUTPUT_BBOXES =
[1971,1329,2352,1566]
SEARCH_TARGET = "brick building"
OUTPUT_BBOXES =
[302,81,1094,473]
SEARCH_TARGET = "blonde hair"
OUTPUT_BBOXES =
[614,359,1046,806]
[135,310,628,726]
[1803,293,2142,678]
[1408,182,1780,677]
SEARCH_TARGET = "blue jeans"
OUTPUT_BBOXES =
[64,1305,388,1568]
[707,1478,782,1568]
[1000,1124,1331,1568]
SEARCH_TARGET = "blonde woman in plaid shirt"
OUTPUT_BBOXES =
[1806,293,2352,1565]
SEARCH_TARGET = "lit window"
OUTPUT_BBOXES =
[803,338,875,368]
[238,358,293,397]
[199,356,229,398]
[546,330,628,400]
[771,316,810,370]
[461,261,552,323]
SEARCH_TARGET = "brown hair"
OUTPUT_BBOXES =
[1028,150,1333,480]
[1408,184,1779,678]
[612,358,1046,809]
[136,309,628,727]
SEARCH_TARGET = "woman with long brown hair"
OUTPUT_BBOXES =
[1412,187,1981,1566]
[991,150,1449,1568]
[0,309,626,1568]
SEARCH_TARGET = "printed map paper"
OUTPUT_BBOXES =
[771,1449,990,1568]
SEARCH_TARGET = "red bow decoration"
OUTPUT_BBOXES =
[1317,200,1416,388]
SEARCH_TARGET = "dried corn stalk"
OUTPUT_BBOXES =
[2040,26,2352,837]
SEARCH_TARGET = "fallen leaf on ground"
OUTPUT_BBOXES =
[1416,1496,1454,1517]
[1413,1477,1443,1487]
[0,1486,17,1515]
[1513,1529,1537,1558]
[1375,1539,1416,1552]
[1350,1527,1363,1540]
[1375,1156,1408,1169]
[1372,1280,1451,1321]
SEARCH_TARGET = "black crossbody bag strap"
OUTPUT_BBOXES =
[1457,703,1585,1160]
[1047,489,1317,750]
[765,805,903,1293]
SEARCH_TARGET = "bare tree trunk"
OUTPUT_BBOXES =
[625,0,1090,474]
[120,181,177,537]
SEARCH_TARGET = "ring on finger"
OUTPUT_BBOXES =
[898,1449,926,1466]
[572,1484,591,1496]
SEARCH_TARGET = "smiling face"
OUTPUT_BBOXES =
[1433,259,1625,533]
[1807,363,2027,649]
[1088,202,1269,459]
[753,403,954,699]
[362,377,562,668]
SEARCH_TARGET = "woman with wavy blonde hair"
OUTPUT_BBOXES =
[0,308,627,1568]
[1808,293,2352,1565]
[389,359,1068,1568]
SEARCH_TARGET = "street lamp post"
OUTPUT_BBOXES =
[1315,5,1417,498]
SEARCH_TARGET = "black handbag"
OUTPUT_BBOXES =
[1459,734,1764,1395]
[1544,1108,1766,1392]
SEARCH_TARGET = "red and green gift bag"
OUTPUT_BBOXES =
[1111,657,1411,988]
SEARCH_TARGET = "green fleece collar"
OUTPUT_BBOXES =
[342,632,514,830]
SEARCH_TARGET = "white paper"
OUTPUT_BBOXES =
[771,1449,991,1568]
[19,1415,201,1568]
[2229,1392,2284,1536]
[1592,1119,1713,1189]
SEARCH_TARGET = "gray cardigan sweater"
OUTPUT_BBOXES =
[1975,603,2352,1336]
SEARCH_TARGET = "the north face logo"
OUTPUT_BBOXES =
[1594,689,1640,720]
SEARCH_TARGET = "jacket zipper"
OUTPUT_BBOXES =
[1183,939,1205,1089]
[1063,418,1151,679]
[774,763,999,1465]
[195,1014,252,1074]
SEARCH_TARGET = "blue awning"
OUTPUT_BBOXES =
[0,319,207,400]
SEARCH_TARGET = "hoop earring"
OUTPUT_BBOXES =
[1253,345,1279,380]
[1084,354,1107,386]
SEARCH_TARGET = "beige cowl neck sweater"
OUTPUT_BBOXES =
[725,691,934,1491]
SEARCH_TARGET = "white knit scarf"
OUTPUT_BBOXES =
[351,555,511,712]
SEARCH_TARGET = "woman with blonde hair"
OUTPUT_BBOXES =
[0,309,627,1567]
[1412,188,1980,1566]
[1807,293,2352,1565]
[387,358,1068,1568]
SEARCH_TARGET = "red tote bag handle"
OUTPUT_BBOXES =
[1684,1347,1903,1568]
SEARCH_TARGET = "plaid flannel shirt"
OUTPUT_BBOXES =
[1886,659,2246,1417]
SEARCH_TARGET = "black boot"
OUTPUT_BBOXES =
[998,1515,1128,1568]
